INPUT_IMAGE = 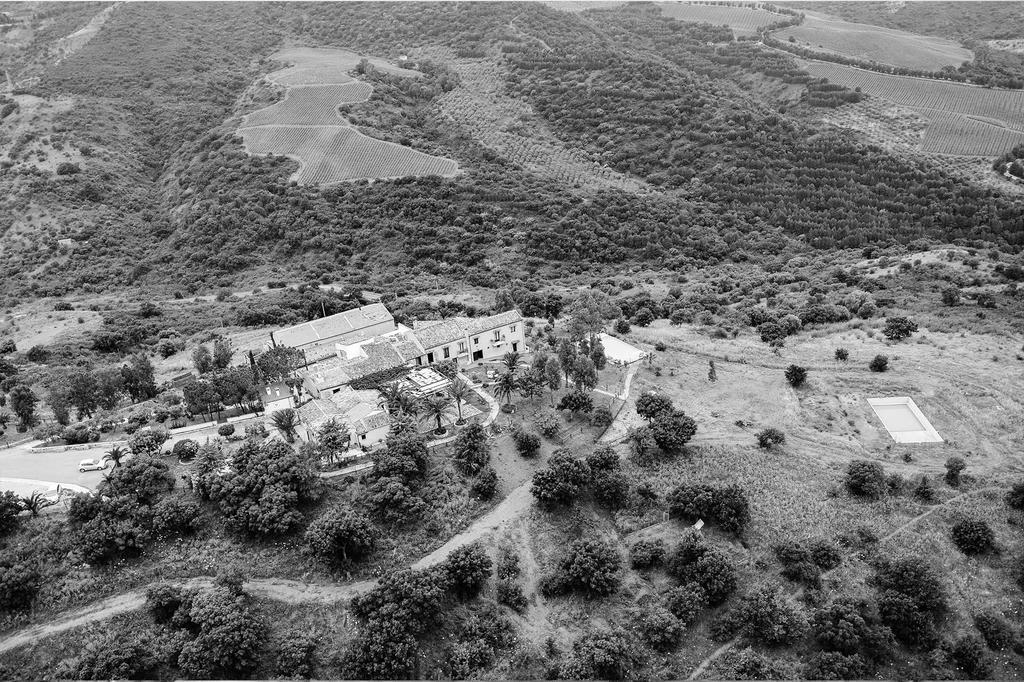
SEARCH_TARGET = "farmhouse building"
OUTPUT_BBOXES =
[411,310,525,366]
[269,302,396,362]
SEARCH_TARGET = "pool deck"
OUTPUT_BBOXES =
[867,397,943,444]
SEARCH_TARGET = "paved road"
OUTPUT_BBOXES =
[0,442,110,493]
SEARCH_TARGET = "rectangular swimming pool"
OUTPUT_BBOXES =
[867,397,943,443]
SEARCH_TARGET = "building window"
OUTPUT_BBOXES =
[458,342,467,353]
[492,330,501,342]
[511,325,516,333]
[443,346,450,359]
[361,434,366,440]
[473,337,479,345]
[416,356,423,366]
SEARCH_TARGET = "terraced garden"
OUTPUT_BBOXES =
[238,47,458,183]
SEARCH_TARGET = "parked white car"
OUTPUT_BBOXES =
[78,457,110,473]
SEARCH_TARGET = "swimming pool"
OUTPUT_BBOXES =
[867,397,943,443]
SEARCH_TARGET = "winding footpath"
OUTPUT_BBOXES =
[0,477,539,654]
[0,364,636,655]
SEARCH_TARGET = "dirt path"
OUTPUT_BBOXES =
[0,349,644,654]
[685,485,1006,680]
[0,486,536,654]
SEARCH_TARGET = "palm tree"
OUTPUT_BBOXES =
[105,445,128,468]
[448,378,472,425]
[20,491,54,517]
[493,371,518,409]
[378,382,420,417]
[419,395,455,436]
[270,408,301,443]
[502,351,521,374]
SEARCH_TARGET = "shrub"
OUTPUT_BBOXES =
[883,316,918,341]
[784,364,807,388]
[453,423,490,476]
[614,318,630,334]
[973,611,1015,651]
[217,423,236,438]
[805,651,870,681]
[811,598,894,661]
[950,634,994,680]
[127,427,169,456]
[591,405,613,427]
[668,483,750,535]
[172,438,200,462]
[872,557,947,646]
[366,476,425,525]
[834,348,849,361]
[496,579,527,612]
[0,491,22,537]
[305,508,378,567]
[276,633,318,679]
[591,469,629,509]
[512,427,541,457]
[950,518,995,555]
[534,410,561,439]
[650,409,697,452]
[914,476,936,502]
[686,551,737,606]
[443,543,492,598]
[720,584,808,646]
[868,354,889,372]
[631,606,683,651]
[944,456,966,487]
[664,584,707,626]
[630,539,666,570]
[151,497,201,536]
[146,583,190,624]
[0,555,41,610]
[531,450,591,507]
[559,627,635,680]
[544,538,621,598]
[177,587,267,679]
[470,466,499,500]
[635,391,674,421]
[756,427,785,449]
[56,162,80,175]
[845,461,886,499]
[1005,481,1024,510]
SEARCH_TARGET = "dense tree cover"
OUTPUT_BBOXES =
[199,439,320,535]
[665,532,738,606]
[505,7,1024,252]
[714,584,808,645]
[7,3,1019,301]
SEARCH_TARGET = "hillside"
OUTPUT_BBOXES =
[0,2,1021,302]
[1,3,1024,680]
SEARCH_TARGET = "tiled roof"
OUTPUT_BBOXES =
[412,319,466,349]
[272,303,394,348]
[411,310,522,350]
[301,355,352,389]
[466,309,522,334]
[355,411,390,433]
[345,342,406,379]
[298,398,345,431]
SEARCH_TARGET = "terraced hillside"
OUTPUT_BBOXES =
[803,61,1024,156]
[657,2,786,36]
[237,47,459,183]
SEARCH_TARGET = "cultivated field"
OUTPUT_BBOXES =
[238,47,458,183]
[657,2,786,37]
[240,125,458,183]
[776,11,972,71]
[803,61,1024,156]
[919,110,1024,156]
[241,83,373,126]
